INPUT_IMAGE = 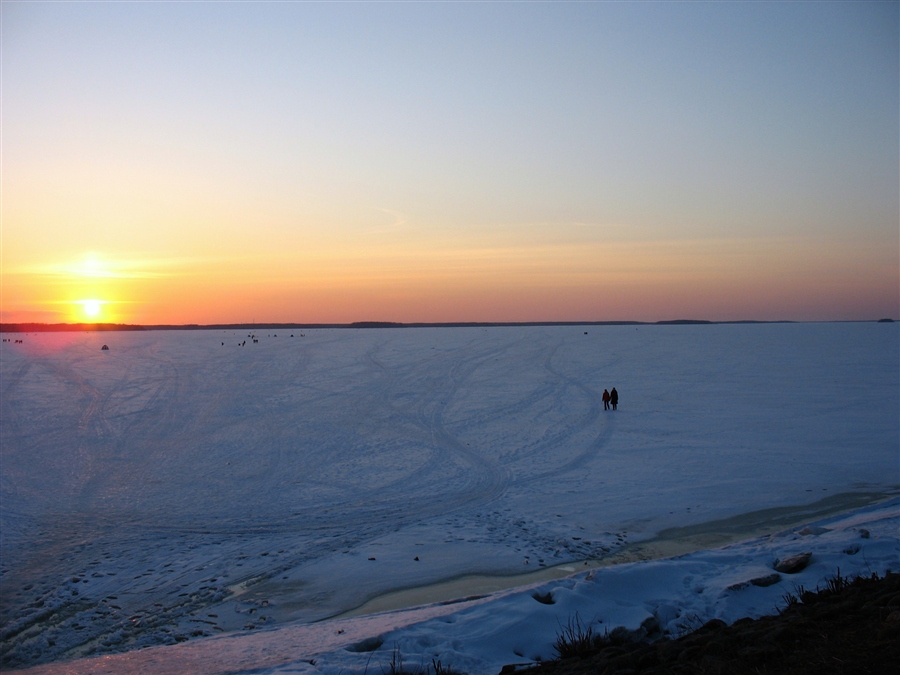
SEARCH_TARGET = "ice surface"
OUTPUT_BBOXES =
[1,323,897,671]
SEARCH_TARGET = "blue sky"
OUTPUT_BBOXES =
[2,1,898,323]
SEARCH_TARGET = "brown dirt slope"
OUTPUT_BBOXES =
[506,571,899,675]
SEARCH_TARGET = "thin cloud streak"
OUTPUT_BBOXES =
[8,255,239,280]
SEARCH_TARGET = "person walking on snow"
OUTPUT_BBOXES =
[602,389,611,410]
[610,387,618,410]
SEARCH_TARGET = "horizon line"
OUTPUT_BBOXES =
[1,318,896,333]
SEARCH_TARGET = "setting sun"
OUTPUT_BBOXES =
[80,299,103,319]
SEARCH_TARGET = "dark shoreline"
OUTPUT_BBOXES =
[5,319,895,334]
[515,570,900,675]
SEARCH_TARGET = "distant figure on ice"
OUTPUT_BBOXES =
[610,387,618,410]
[602,389,611,411]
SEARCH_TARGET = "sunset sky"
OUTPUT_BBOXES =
[1,1,897,325]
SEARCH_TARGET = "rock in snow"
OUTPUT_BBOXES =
[774,552,813,574]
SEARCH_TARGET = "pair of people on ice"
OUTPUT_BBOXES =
[602,387,618,411]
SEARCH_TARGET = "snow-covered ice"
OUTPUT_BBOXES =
[1,323,897,673]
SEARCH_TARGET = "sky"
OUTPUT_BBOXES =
[1,1,898,325]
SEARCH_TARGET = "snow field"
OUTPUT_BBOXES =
[1,323,897,670]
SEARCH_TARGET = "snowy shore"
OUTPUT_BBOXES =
[2,324,897,672]
[12,496,899,674]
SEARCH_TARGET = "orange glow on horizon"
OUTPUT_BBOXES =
[1,235,897,326]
